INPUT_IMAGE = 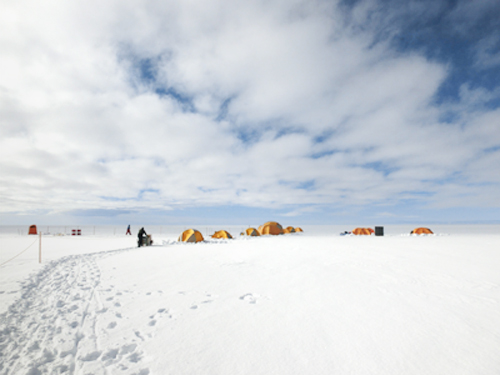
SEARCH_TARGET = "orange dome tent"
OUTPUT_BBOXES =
[411,227,433,235]
[286,226,296,233]
[368,228,374,234]
[352,228,372,235]
[244,228,260,236]
[212,230,233,239]
[178,229,204,243]
[258,221,284,235]
[295,227,303,232]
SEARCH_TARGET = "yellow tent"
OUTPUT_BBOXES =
[178,229,204,243]
[352,228,372,235]
[286,226,296,233]
[244,228,260,236]
[258,221,284,235]
[411,227,433,235]
[282,228,291,234]
[212,230,233,239]
[295,227,303,232]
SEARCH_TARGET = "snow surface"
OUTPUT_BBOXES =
[1,226,500,374]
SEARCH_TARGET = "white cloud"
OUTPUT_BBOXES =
[0,0,499,220]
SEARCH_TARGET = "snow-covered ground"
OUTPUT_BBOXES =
[1,226,500,374]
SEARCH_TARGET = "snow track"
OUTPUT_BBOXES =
[0,248,149,375]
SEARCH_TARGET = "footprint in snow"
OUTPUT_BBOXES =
[120,344,137,355]
[101,348,119,361]
[240,293,258,304]
[80,351,102,362]
[128,352,142,363]
[28,341,40,352]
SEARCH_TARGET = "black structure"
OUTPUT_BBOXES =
[375,226,384,236]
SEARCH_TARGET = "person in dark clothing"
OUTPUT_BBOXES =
[138,227,147,247]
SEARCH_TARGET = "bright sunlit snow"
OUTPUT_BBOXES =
[1,226,499,374]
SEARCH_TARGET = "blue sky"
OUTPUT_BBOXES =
[1,0,499,225]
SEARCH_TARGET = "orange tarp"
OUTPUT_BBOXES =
[411,227,433,235]
[178,229,204,243]
[352,228,372,235]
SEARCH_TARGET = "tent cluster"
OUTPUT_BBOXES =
[178,221,303,243]
[346,227,434,235]
[257,221,303,236]
[177,224,434,242]
[352,228,374,235]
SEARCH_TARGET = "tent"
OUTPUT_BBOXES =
[295,227,303,232]
[258,221,284,235]
[28,225,37,235]
[368,228,375,234]
[411,227,433,235]
[282,228,291,234]
[244,228,260,236]
[178,229,204,243]
[286,226,296,233]
[352,228,372,235]
[212,230,233,239]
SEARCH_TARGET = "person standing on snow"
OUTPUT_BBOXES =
[126,225,131,235]
[137,227,147,247]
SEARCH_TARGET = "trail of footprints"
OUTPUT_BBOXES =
[0,251,264,375]
[0,254,153,375]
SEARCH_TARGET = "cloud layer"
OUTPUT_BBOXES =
[1,0,499,222]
